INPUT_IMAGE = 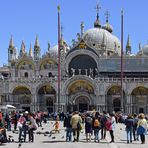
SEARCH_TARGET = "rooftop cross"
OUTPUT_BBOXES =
[95,2,101,20]
[105,10,110,23]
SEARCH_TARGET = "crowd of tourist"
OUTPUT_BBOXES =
[0,110,148,145]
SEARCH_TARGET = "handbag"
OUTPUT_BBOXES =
[17,122,23,128]
[77,122,82,131]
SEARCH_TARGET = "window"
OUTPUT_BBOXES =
[48,72,52,77]
[24,72,28,78]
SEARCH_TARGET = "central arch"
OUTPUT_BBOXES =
[67,80,95,112]
[37,84,56,112]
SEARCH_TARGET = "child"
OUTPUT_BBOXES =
[53,119,60,133]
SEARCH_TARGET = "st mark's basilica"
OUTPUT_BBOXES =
[0,5,148,114]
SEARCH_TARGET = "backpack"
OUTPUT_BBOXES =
[105,119,112,131]
[94,119,100,127]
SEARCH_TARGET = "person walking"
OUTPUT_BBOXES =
[28,113,37,142]
[70,111,82,142]
[125,114,134,144]
[92,112,101,143]
[137,113,148,144]
[133,113,139,141]
[109,113,116,143]
[64,112,72,142]
[18,113,27,142]
[85,113,92,142]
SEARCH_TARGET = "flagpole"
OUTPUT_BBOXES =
[121,9,124,113]
[57,5,61,112]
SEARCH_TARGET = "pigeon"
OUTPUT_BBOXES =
[18,143,22,148]
[52,136,56,139]
[45,131,50,134]
[8,135,13,138]
[48,134,52,137]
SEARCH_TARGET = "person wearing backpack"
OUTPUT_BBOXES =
[108,113,116,143]
[85,113,93,142]
[92,112,101,142]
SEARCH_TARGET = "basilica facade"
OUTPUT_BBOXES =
[0,9,148,114]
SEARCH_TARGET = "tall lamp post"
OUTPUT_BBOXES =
[57,5,61,112]
[121,9,124,113]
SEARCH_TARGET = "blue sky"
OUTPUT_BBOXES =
[0,0,148,66]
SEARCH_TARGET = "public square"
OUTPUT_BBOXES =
[1,121,148,148]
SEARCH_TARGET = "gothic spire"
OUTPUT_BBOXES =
[29,43,33,57]
[20,40,26,54]
[9,35,14,48]
[34,35,40,60]
[35,35,39,47]
[81,21,84,37]
[126,34,132,54]
[48,42,50,52]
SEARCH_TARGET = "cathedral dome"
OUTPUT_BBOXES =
[102,23,113,33]
[50,45,58,55]
[82,27,121,55]
[142,44,148,56]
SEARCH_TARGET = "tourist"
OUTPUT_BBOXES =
[18,113,27,142]
[28,113,37,142]
[64,112,72,142]
[108,113,116,143]
[125,114,134,144]
[85,113,92,142]
[70,111,82,142]
[137,113,148,144]
[92,112,101,142]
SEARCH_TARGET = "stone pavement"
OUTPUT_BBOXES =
[1,121,148,148]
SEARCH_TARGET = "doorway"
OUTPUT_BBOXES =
[139,108,144,113]
[79,104,88,112]
[113,98,121,112]
[22,107,30,112]
[75,96,89,112]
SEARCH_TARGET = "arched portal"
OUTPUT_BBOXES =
[131,86,148,113]
[12,86,31,111]
[67,80,95,112]
[74,96,90,112]
[38,84,56,112]
[107,86,125,113]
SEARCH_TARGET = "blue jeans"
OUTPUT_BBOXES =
[126,128,133,142]
[66,128,72,142]
[94,129,100,141]
[18,127,27,142]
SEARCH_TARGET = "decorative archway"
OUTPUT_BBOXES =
[107,85,125,113]
[67,80,95,112]
[37,84,56,112]
[12,86,32,111]
[131,86,148,113]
